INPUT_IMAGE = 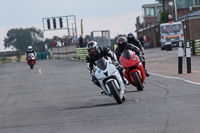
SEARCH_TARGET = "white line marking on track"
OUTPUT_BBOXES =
[150,73,200,86]
[39,68,42,74]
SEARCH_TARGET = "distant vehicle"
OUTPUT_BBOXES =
[27,53,36,69]
[160,21,184,50]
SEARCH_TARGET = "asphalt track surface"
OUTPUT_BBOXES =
[0,48,200,133]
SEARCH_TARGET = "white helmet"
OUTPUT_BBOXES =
[28,46,32,50]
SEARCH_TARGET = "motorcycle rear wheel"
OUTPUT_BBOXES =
[107,81,123,104]
[132,71,143,91]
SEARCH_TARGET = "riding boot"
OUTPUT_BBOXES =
[142,61,150,77]
[117,67,129,85]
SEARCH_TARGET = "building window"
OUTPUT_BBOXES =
[145,7,155,16]
[176,0,193,8]
[194,0,200,6]
[157,7,163,16]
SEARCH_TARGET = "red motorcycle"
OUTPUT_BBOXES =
[27,53,36,69]
[120,50,146,91]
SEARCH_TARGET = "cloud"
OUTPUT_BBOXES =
[79,11,142,38]
[0,11,142,51]
[0,26,11,51]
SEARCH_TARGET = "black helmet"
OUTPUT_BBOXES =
[86,41,98,56]
[127,32,135,43]
[117,36,127,50]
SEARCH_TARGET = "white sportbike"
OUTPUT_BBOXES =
[94,56,126,104]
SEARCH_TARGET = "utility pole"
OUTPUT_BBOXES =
[174,0,177,20]
[168,0,174,21]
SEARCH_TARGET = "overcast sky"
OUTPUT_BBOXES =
[0,0,158,51]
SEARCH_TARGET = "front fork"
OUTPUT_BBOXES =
[99,74,125,98]
[129,69,142,82]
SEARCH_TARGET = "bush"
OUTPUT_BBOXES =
[160,10,169,24]
[15,50,22,62]
[0,57,12,63]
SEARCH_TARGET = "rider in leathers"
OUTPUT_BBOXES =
[127,33,150,77]
[115,36,150,77]
[25,46,37,60]
[86,41,129,92]
[127,33,144,54]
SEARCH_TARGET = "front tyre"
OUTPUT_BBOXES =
[107,81,123,104]
[30,61,33,69]
[132,71,143,91]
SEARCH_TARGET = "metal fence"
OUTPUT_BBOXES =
[91,30,112,50]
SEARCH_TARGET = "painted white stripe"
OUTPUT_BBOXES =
[39,69,42,74]
[186,48,191,57]
[178,48,183,57]
[150,73,200,86]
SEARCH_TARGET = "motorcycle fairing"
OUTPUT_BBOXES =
[120,50,140,68]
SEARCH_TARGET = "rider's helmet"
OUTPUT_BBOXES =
[117,36,127,50]
[86,41,98,56]
[28,46,33,51]
[127,32,135,43]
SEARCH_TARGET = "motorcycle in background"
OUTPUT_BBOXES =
[94,56,126,104]
[120,50,146,91]
[27,53,36,69]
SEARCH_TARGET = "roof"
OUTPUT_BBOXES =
[176,10,200,21]
[155,0,162,3]
[135,21,160,33]
[142,3,162,8]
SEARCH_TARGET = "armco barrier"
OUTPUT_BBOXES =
[76,48,87,60]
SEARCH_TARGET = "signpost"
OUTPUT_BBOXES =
[42,15,77,37]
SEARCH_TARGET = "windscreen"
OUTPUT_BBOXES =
[161,24,183,34]
[95,57,107,70]
[28,53,34,57]
[121,50,133,60]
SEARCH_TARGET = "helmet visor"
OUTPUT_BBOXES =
[119,43,126,49]
[88,47,96,54]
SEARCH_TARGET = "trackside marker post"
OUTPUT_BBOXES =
[178,41,183,74]
[186,41,191,73]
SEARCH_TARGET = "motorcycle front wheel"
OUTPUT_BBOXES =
[30,61,33,69]
[107,81,123,104]
[132,71,143,91]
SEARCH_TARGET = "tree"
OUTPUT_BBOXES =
[15,50,22,62]
[4,27,44,52]
[160,10,169,24]
[44,38,54,49]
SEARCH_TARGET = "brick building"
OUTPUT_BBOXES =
[157,0,200,20]
[142,3,163,27]
[135,3,163,48]
[177,10,200,41]
[135,0,200,48]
